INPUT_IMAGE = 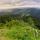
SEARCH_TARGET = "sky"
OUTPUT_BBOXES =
[0,0,40,7]
[0,0,40,3]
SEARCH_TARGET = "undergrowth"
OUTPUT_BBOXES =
[0,15,40,40]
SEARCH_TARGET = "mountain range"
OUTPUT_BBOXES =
[0,8,40,19]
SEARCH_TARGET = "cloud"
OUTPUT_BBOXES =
[0,0,40,6]
[11,0,40,6]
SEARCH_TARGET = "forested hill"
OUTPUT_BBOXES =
[0,8,40,19]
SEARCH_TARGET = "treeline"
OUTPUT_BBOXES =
[0,14,40,29]
[0,14,33,23]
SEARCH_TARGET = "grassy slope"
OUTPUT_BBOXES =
[0,15,40,40]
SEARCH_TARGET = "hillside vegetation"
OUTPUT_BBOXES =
[0,14,40,40]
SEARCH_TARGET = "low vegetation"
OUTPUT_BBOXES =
[0,14,40,40]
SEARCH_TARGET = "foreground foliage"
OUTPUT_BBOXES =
[0,15,40,40]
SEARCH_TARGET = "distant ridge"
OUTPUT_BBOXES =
[0,8,40,19]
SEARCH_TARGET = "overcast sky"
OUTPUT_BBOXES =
[0,0,40,3]
[0,0,40,6]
